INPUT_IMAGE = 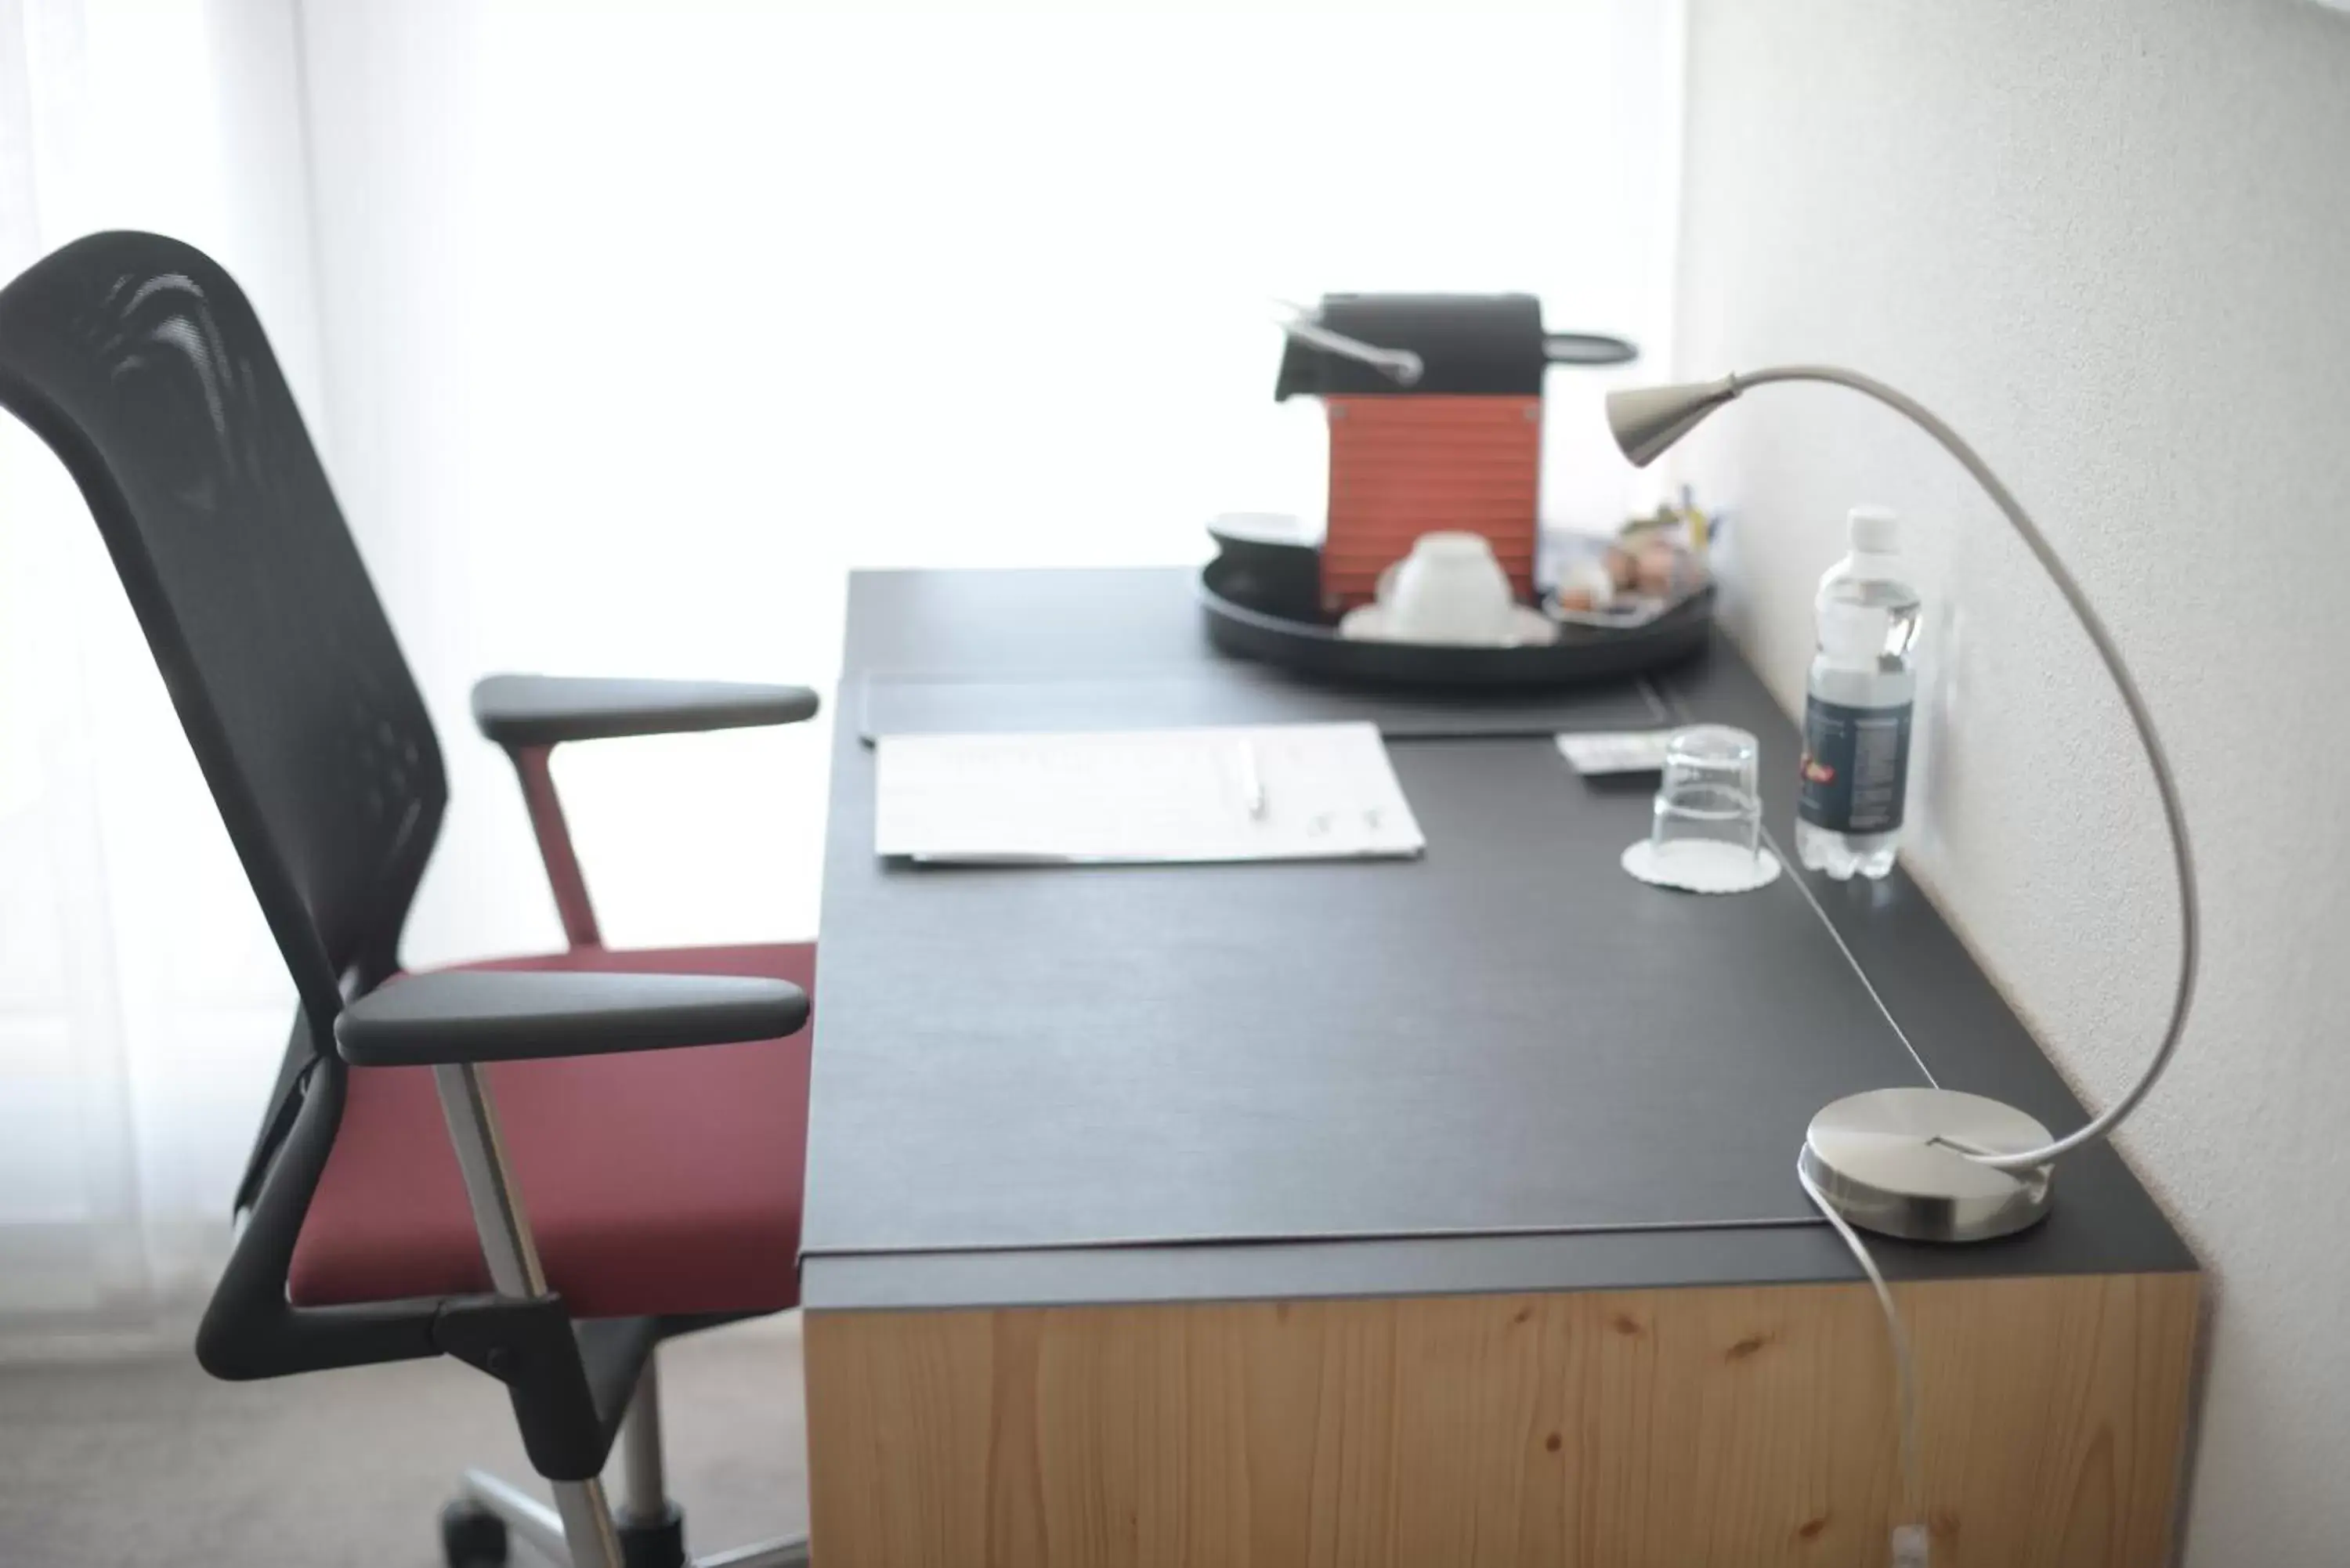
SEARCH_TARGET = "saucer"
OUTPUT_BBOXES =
[1620,840,1784,894]
[1338,603,1560,648]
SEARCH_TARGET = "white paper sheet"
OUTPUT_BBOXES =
[874,721,1425,865]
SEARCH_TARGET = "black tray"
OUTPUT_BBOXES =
[1199,552,1713,691]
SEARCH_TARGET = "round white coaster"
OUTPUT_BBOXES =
[1621,839,1784,894]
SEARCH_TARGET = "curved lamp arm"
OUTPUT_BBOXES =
[1608,365,2199,1172]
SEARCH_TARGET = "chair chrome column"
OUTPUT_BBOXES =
[436,1061,626,1568]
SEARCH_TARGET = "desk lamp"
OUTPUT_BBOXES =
[1608,367,2200,1243]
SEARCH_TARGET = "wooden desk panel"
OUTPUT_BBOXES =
[807,1272,2198,1568]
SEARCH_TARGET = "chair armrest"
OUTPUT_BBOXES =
[334,970,808,1068]
[471,674,820,748]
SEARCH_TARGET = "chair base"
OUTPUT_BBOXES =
[453,1472,808,1568]
[448,1348,806,1568]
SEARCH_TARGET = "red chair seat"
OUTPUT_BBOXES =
[289,942,813,1320]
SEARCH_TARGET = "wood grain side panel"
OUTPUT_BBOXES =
[805,1272,2199,1568]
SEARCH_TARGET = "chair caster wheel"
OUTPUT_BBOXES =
[441,1498,510,1566]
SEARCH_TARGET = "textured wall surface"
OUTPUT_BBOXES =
[1675,2,2350,1561]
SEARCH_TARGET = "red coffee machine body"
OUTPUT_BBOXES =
[1275,294,1633,613]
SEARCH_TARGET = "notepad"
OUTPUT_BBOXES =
[873,722,1426,865]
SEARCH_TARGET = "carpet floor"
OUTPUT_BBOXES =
[0,1315,810,1567]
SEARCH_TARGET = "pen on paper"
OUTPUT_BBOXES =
[1235,742,1267,818]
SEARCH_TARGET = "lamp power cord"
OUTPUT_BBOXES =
[1798,1151,1929,1568]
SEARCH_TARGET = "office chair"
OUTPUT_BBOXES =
[0,231,817,1568]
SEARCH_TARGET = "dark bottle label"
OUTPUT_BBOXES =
[1798,695,1912,834]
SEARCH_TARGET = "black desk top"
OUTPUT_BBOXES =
[801,568,2194,1310]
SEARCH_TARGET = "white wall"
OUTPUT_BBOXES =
[1674,2,2350,1560]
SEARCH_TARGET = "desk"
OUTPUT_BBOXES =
[800,568,2199,1568]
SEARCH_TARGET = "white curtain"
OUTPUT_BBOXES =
[1,0,1685,1331]
[0,0,322,1331]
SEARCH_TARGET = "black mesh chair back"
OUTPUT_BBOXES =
[0,232,444,1032]
[0,233,454,1375]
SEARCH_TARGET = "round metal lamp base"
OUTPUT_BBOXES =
[1800,1088,2057,1244]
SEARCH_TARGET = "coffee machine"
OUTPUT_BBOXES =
[1274,294,1635,612]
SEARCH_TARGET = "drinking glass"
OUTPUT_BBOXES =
[1650,724,1762,865]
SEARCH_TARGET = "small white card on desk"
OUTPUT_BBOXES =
[1556,729,1678,776]
[874,721,1426,865]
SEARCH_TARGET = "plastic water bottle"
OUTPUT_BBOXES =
[1796,505,1921,880]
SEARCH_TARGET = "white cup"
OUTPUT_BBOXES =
[1376,532,1517,645]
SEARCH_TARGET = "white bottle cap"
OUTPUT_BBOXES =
[1849,504,1900,554]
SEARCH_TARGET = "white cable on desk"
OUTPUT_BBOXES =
[1798,1153,1929,1566]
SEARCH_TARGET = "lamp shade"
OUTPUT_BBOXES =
[1605,378,1741,468]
